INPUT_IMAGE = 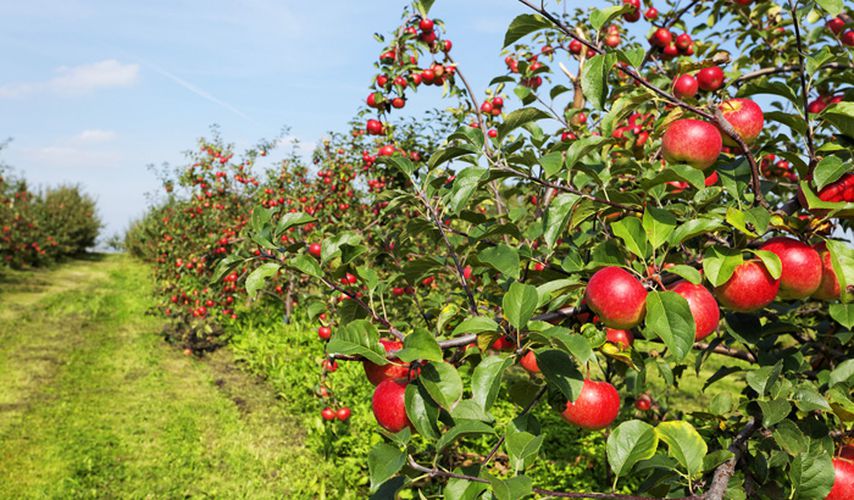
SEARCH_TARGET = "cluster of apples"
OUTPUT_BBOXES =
[672,65,726,99]
[662,97,764,170]
[827,15,854,46]
[649,28,695,58]
[760,154,797,182]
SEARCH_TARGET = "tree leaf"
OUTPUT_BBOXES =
[506,429,545,471]
[643,291,695,361]
[750,249,782,280]
[405,382,440,440]
[758,398,791,427]
[816,0,843,16]
[503,282,539,330]
[451,317,499,336]
[566,135,608,168]
[607,420,659,482]
[611,216,648,259]
[655,421,707,477]
[543,193,579,248]
[539,151,564,178]
[368,443,405,493]
[745,361,783,396]
[245,262,280,297]
[703,246,743,287]
[590,5,629,31]
[643,207,677,250]
[275,211,314,235]
[665,265,702,284]
[396,329,443,363]
[498,107,552,139]
[581,53,614,110]
[643,164,706,191]
[790,441,834,499]
[420,361,463,410]
[488,474,533,500]
[503,14,550,48]
[326,320,387,365]
[829,359,854,387]
[472,355,514,412]
[478,244,521,280]
[829,304,854,329]
[537,349,584,402]
[436,420,496,451]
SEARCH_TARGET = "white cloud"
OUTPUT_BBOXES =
[23,146,121,168]
[73,129,117,144]
[0,59,139,98]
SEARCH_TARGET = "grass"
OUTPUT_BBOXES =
[0,254,323,498]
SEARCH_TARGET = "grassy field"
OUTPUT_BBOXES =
[0,255,326,498]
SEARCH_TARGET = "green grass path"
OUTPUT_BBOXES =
[0,255,319,498]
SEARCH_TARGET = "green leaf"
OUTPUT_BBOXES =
[607,420,659,482]
[436,420,496,451]
[790,441,835,500]
[773,419,808,455]
[396,329,443,363]
[745,361,783,396]
[450,399,492,422]
[289,254,323,279]
[472,356,514,412]
[726,207,758,237]
[503,14,550,48]
[566,135,607,168]
[750,250,782,280]
[326,320,387,365]
[611,216,648,259]
[643,291,695,362]
[405,382,440,439]
[498,107,552,139]
[245,262,280,298]
[581,53,614,110]
[669,217,725,245]
[414,0,435,16]
[643,208,677,250]
[758,398,791,427]
[830,304,854,329]
[478,244,521,280]
[543,193,579,248]
[538,151,564,178]
[451,317,499,336]
[665,265,702,284]
[643,164,706,191]
[815,0,843,16]
[445,474,489,500]
[506,429,545,471]
[420,361,463,410]
[826,239,854,303]
[655,421,707,477]
[703,246,743,287]
[793,384,832,412]
[488,474,533,500]
[379,154,416,177]
[543,327,595,365]
[449,167,487,214]
[275,211,314,235]
[825,101,854,138]
[368,443,405,493]
[829,359,854,387]
[503,282,539,330]
[428,145,479,169]
[590,5,629,31]
[537,349,584,402]
[618,47,645,68]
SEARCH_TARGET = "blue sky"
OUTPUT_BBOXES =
[0,0,523,238]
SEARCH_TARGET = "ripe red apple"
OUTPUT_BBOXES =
[372,379,411,433]
[662,119,723,170]
[308,242,322,258]
[828,17,846,35]
[336,407,351,421]
[321,407,336,421]
[606,328,634,349]
[670,281,720,340]
[366,119,384,135]
[644,7,659,20]
[318,326,332,340]
[491,335,515,351]
[568,40,583,54]
[651,28,672,48]
[364,339,410,385]
[520,350,540,373]
[635,394,652,411]
[561,379,621,430]
[714,260,780,312]
[843,30,854,47]
[697,66,725,91]
[759,237,822,299]
[584,266,647,329]
[828,458,854,500]
[419,18,434,32]
[718,98,764,146]
[673,74,699,99]
[813,243,842,301]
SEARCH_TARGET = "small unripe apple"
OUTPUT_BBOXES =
[561,379,621,430]
[718,98,764,146]
[606,328,634,349]
[673,74,699,99]
[584,266,647,329]
[372,379,411,433]
[364,339,410,385]
[759,237,822,299]
[670,281,720,340]
[714,260,780,312]
[520,350,540,373]
[697,66,725,91]
[662,119,722,170]
[828,458,854,500]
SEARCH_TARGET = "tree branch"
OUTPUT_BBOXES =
[704,418,759,500]
[787,0,817,170]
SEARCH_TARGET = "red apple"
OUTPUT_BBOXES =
[662,119,723,170]
[364,339,410,385]
[828,457,854,500]
[372,379,411,433]
[635,394,652,411]
[651,28,672,48]
[561,379,621,430]
[670,281,720,340]
[813,243,842,301]
[308,242,322,258]
[697,66,725,91]
[759,237,822,299]
[673,74,699,99]
[606,328,634,349]
[491,335,515,351]
[644,7,659,20]
[321,407,336,421]
[336,407,351,421]
[520,350,540,373]
[828,17,846,35]
[714,260,780,312]
[584,266,648,329]
[318,326,332,340]
[718,98,764,146]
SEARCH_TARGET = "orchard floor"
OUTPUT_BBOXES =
[0,255,321,498]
